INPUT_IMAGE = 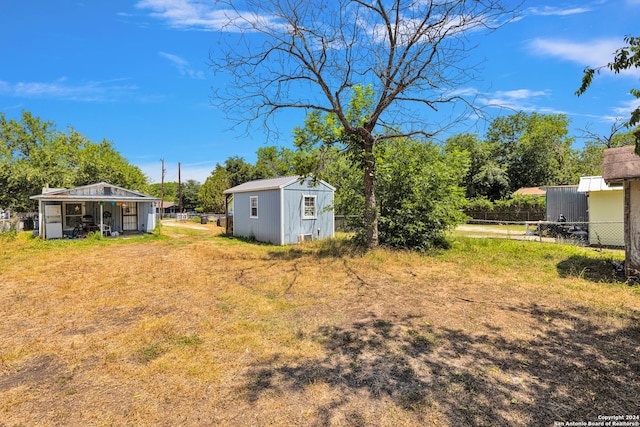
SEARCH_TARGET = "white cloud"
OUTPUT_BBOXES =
[135,0,280,32]
[493,89,550,100]
[0,78,138,102]
[478,88,553,111]
[528,38,619,67]
[475,88,572,116]
[612,98,640,117]
[159,51,205,79]
[528,37,640,78]
[526,6,591,16]
[447,87,564,114]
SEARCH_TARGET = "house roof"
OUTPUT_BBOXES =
[30,182,160,202]
[223,176,335,194]
[603,145,640,183]
[513,187,546,197]
[161,201,176,208]
[578,176,622,193]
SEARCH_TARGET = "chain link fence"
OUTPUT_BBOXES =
[459,220,624,248]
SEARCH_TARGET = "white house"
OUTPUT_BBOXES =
[223,176,335,245]
[30,182,160,239]
[577,176,624,247]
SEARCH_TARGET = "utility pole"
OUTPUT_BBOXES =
[160,159,165,220]
[178,162,183,213]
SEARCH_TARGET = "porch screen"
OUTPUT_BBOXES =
[122,203,137,231]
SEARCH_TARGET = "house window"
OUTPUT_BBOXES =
[250,196,258,219]
[302,195,316,219]
[64,202,83,229]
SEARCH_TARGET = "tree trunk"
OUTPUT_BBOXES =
[363,137,378,249]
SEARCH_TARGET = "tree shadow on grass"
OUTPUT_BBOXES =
[242,306,640,426]
[557,254,626,283]
[268,238,365,261]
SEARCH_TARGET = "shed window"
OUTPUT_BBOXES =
[302,195,316,219]
[250,196,258,219]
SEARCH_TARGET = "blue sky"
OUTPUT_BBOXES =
[1,0,639,184]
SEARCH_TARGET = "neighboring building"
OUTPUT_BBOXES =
[603,146,640,277]
[223,176,335,245]
[513,186,547,197]
[30,182,160,239]
[577,176,624,247]
[545,185,588,222]
[157,201,179,217]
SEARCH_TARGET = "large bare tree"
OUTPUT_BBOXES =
[210,0,519,248]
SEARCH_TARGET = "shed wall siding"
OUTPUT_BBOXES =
[588,191,624,247]
[233,190,282,244]
[282,186,334,244]
[546,187,588,222]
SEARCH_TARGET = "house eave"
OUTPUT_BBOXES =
[30,181,160,202]
[30,194,161,202]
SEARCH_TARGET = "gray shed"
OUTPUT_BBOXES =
[545,185,588,222]
[223,176,335,245]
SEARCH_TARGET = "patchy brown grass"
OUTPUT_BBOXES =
[1,224,639,426]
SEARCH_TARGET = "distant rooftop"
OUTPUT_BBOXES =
[513,187,546,197]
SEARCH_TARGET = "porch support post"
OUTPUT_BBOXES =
[225,194,231,235]
[39,199,45,239]
[100,203,104,236]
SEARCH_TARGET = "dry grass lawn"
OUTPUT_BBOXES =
[1,222,639,426]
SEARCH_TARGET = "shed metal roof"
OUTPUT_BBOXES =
[30,182,160,202]
[223,176,335,194]
[578,176,622,193]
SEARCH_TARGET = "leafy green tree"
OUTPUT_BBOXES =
[75,138,148,192]
[575,124,638,176]
[0,111,148,210]
[294,100,469,250]
[576,35,640,150]
[316,146,363,220]
[148,182,179,201]
[486,112,576,192]
[179,180,201,211]
[375,139,469,250]
[211,0,518,249]
[1,112,75,210]
[199,164,230,213]
[444,133,509,200]
[254,146,296,178]
[470,160,510,201]
[224,156,255,188]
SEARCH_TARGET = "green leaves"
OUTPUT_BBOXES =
[375,139,469,251]
[199,164,229,213]
[451,112,578,199]
[0,111,148,210]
